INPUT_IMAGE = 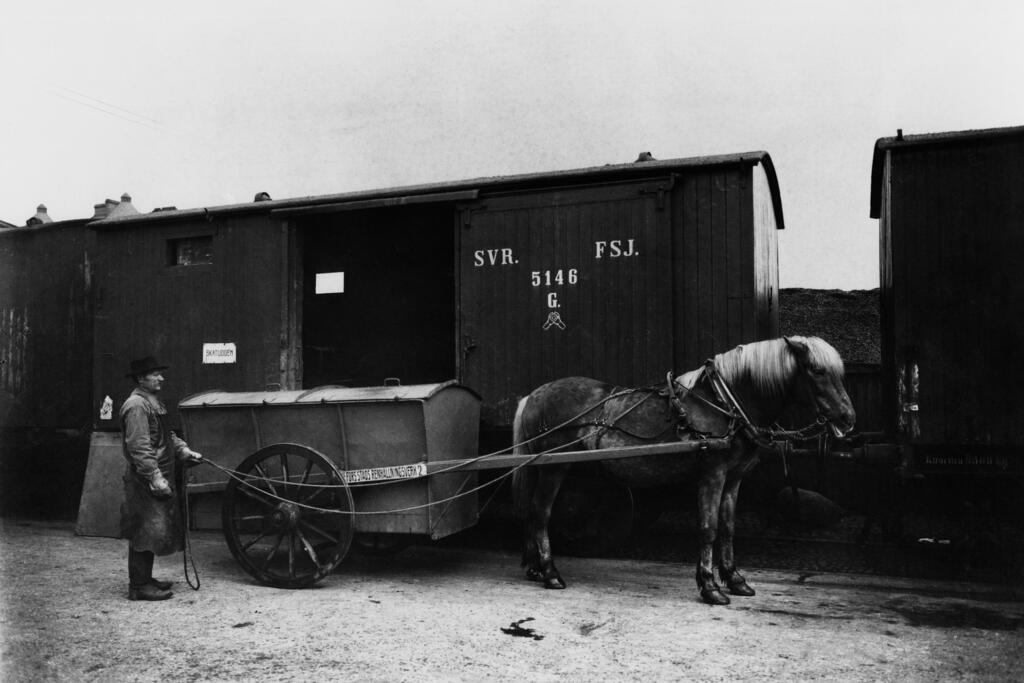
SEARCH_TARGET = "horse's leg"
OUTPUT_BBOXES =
[516,467,541,574]
[717,475,755,596]
[523,464,570,589]
[696,466,730,605]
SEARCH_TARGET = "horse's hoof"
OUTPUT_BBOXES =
[720,568,756,597]
[526,567,565,589]
[700,587,731,605]
[727,580,756,597]
[543,576,567,590]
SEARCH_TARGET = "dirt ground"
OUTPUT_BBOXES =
[1,518,1022,682]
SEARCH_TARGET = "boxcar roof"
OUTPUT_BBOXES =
[870,124,1024,217]
[0,218,92,237]
[90,151,784,230]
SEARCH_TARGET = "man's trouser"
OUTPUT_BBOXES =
[128,548,154,588]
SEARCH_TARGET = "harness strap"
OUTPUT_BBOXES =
[590,390,667,447]
[664,371,689,419]
[703,359,831,448]
[584,416,678,444]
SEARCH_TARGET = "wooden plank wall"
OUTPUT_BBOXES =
[93,214,286,428]
[0,223,95,430]
[462,163,777,426]
[676,163,767,370]
[460,181,674,425]
[844,363,884,434]
[887,136,1024,447]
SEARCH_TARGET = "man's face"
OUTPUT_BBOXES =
[138,371,164,393]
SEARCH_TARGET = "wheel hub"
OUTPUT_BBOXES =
[267,501,301,531]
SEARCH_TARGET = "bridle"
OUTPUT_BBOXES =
[665,359,834,450]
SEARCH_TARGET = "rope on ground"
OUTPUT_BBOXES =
[181,477,201,590]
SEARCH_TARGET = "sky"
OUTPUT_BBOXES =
[2,1,1022,289]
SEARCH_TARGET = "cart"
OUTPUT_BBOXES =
[180,380,730,588]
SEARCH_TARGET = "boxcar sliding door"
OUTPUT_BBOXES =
[458,178,675,427]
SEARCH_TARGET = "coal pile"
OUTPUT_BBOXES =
[780,288,880,365]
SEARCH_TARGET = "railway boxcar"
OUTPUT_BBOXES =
[871,124,1024,477]
[0,215,96,515]
[89,151,784,435]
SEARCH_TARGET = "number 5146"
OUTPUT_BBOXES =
[531,269,578,287]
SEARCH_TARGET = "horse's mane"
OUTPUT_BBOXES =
[713,336,844,397]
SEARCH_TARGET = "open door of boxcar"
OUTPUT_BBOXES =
[299,204,458,388]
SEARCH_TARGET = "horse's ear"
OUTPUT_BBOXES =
[784,336,809,357]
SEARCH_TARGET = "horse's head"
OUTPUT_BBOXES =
[783,336,856,436]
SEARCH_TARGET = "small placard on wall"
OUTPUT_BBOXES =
[203,342,237,364]
[316,271,345,294]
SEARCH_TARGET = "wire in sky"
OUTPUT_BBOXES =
[47,85,166,132]
[51,84,165,126]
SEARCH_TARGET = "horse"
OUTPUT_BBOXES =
[511,336,856,605]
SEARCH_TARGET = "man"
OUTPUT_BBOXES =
[119,356,203,601]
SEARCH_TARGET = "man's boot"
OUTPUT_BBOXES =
[128,584,173,601]
[128,548,172,600]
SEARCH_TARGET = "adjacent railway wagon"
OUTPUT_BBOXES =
[89,152,784,437]
[0,218,95,432]
[870,125,1024,479]
[0,217,95,516]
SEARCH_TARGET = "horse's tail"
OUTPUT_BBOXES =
[510,394,536,521]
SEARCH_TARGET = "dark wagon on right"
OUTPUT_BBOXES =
[867,124,1024,505]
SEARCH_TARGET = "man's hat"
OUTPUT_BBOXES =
[127,356,169,378]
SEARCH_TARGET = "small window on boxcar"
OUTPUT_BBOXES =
[168,236,213,266]
[315,271,345,294]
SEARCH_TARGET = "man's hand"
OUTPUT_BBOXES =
[147,471,173,499]
[184,449,204,467]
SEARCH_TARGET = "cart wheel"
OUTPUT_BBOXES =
[222,443,354,588]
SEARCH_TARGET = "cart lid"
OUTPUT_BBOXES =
[179,380,479,409]
[179,389,309,407]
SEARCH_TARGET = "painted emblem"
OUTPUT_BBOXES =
[543,312,567,331]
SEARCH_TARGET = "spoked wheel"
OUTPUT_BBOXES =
[222,443,354,588]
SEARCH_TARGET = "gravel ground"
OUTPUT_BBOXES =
[2,518,1023,682]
